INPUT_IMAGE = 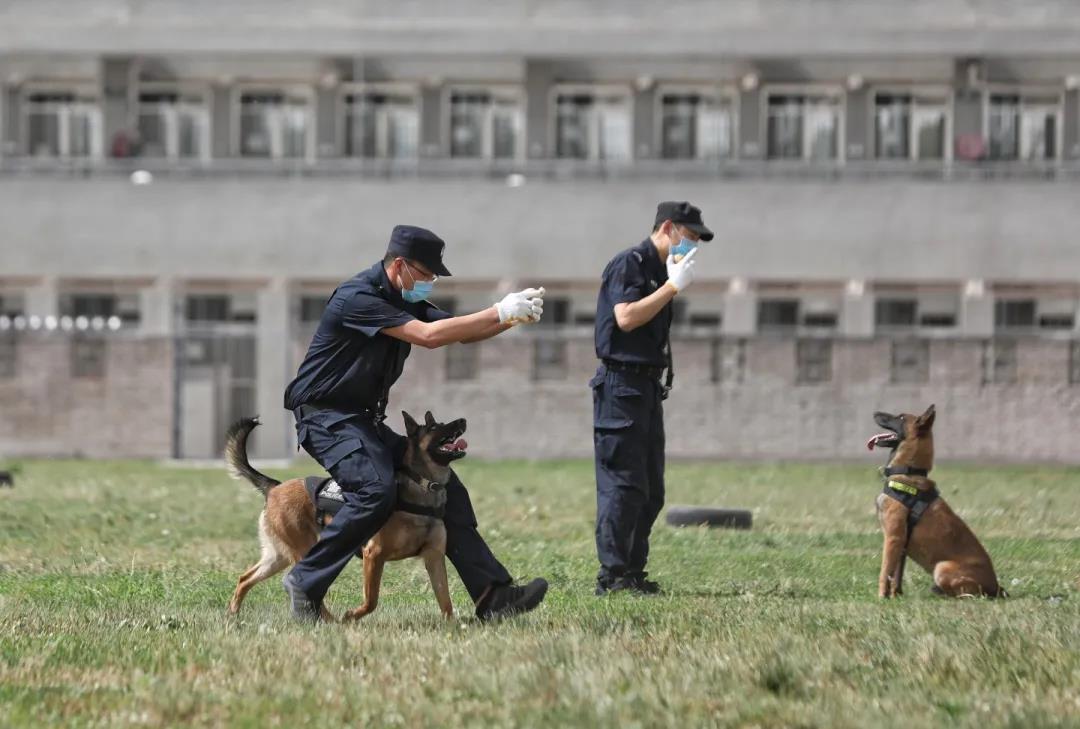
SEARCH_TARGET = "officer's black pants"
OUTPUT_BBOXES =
[591,366,665,582]
[289,410,512,606]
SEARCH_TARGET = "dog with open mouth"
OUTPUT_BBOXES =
[224,410,469,620]
[867,404,1004,598]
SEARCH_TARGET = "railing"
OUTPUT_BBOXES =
[1,155,1078,182]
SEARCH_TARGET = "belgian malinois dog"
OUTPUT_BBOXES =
[866,404,1003,598]
[224,410,468,620]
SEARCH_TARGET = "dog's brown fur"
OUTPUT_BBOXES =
[870,404,1003,598]
[224,411,465,620]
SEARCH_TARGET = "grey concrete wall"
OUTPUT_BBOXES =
[0,334,173,458]
[4,331,1078,463]
[2,176,1079,284]
[5,1,1080,56]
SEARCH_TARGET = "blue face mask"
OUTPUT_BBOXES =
[672,237,698,259]
[401,262,436,303]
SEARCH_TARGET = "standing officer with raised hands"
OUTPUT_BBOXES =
[591,201,712,595]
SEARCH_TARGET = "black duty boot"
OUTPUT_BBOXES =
[476,578,549,621]
[282,573,321,623]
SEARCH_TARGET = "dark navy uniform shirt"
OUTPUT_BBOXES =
[283,261,451,413]
[594,239,672,368]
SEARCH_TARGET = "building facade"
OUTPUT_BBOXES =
[1,1,1080,461]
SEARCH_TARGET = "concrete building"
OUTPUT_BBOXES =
[1,1,1079,461]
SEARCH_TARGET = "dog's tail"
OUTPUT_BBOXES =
[224,417,281,497]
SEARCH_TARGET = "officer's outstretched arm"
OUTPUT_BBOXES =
[384,310,502,349]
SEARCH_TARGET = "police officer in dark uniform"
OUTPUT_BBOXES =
[282,224,549,621]
[591,201,712,595]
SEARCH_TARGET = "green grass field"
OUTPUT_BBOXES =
[1,458,1079,728]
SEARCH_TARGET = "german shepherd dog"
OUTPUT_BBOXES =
[867,404,1003,598]
[224,410,468,620]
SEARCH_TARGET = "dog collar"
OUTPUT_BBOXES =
[883,464,929,478]
[398,467,446,492]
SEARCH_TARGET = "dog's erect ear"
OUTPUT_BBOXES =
[402,410,420,437]
[873,411,896,429]
[424,411,436,428]
[916,404,936,432]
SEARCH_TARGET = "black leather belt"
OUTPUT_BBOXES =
[295,402,386,423]
[602,359,666,379]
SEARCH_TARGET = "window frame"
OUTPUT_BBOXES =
[20,83,103,159]
[653,83,739,162]
[442,83,525,161]
[868,85,953,162]
[548,83,634,162]
[136,82,213,162]
[338,82,421,160]
[982,85,1064,163]
[231,84,315,161]
[761,84,846,163]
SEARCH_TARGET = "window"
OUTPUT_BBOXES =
[554,88,632,161]
[59,293,141,326]
[874,93,947,160]
[796,339,832,384]
[449,89,521,159]
[710,338,745,384]
[876,298,918,328]
[446,344,479,381]
[890,340,930,384]
[1069,341,1080,385]
[343,90,419,159]
[1039,313,1074,330]
[238,91,310,159]
[758,299,799,331]
[994,300,1036,330]
[532,338,568,380]
[766,93,840,160]
[0,336,16,378]
[0,294,24,318]
[71,337,106,379]
[23,91,101,158]
[802,311,838,328]
[689,313,722,328]
[659,91,734,160]
[988,93,1059,161]
[185,295,255,324]
[137,90,209,160]
[536,298,570,327]
[299,295,328,324]
[983,339,1017,384]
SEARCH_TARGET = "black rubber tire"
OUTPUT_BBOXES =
[665,505,752,530]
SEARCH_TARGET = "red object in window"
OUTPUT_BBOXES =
[955,134,985,161]
[111,130,132,158]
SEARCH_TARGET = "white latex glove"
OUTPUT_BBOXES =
[495,286,546,324]
[665,247,698,293]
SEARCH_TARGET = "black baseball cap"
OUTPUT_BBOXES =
[654,201,714,242]
[387,225,452,277]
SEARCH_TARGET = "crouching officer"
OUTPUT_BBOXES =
[591,201,712,595]
[282,224,549,621]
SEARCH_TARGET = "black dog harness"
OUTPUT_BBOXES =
[880,465,939,587]
[304,473,446,525]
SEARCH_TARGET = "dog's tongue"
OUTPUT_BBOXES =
[866,433,894,451]
[450,438,468,452]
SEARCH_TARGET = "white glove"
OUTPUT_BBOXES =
[495,286,545,324]
[665,247,698,293]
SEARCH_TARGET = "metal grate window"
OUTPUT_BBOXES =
[796,339,832,384]
[446,344,479,382]
[890,340,930,384]
[983,339,1018,384]
[532,338,568,381]
[758,299,799,331]
[71,337,106,378]
[0,336,16,378]
[1070,341,1080,385]
[710,338,745,384]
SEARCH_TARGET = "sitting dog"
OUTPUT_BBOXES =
[224,410,468,620]
[866,404,1003,598]
[0,470,13,488]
